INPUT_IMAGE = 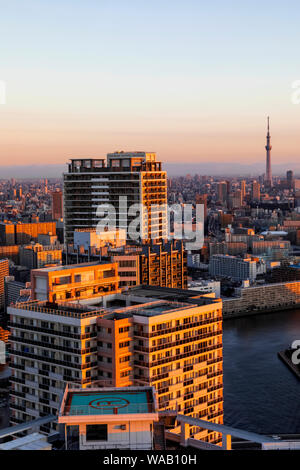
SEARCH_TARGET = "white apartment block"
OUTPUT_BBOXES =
[209,255,257,282]
[8,301,100,433]
[188,280,221,298]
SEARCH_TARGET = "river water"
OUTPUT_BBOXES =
[223,309,300,434]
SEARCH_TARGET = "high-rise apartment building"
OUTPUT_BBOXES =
[230,190,242,208]
[98,288,223,445]
[217,182,228,205]
[240,180,246,200]
[195,194,208,221]
[66,232,187,290]
[0,259,9,312]
[8,301,100,432]
[51,190,63,220]
[287,170,294,190]
[139,240,187,288]
[63,152,168,245]
[111,240,187,289]
[8,286,223,444]
[252,181,261,201]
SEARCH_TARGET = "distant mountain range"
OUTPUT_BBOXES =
[0,161,300,179]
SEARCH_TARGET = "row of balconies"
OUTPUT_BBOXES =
[134,343,222,369]
[133,316,222,338]
[10,348,98,370]
[134,329,222,353]
[10,335,97,356]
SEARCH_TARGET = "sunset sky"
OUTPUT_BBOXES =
[1,0,300,168]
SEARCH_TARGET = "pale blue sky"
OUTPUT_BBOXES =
[1,0,300,166]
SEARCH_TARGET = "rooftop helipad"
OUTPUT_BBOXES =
[60,386,157,418]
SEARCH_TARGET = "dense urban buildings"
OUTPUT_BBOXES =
[2,134,300,450]
[0,221,56,246]
[4,0,300,454]
[66,229,187,290]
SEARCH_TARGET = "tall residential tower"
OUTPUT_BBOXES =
[63,152,168,245]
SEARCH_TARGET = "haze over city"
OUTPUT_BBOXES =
[1,0,300,168]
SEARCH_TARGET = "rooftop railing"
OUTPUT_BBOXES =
[11,300,109,319]
[63,402,156,416]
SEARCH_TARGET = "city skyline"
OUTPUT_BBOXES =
[1,1,300,166]
[1,0,300,455]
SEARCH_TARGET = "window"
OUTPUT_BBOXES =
[120,370,130,378]
[119,355,130,363]
[114,424,126,430]
[119,326,130,333]
[86,424,108,441]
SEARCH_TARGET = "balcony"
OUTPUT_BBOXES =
[134,343,222,368]
[134,316,222,338]
[134,330,222,354]
[207,383,223,393]
[207,410,223,420]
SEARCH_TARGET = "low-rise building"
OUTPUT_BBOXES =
[209,255,257,282]
[223,280,300,317]
[188,280,221,298]
[5,276,31,308]
[74,228,126,251]
[58,385,158,450]
[20,244,63,270]
[31,262,119,302]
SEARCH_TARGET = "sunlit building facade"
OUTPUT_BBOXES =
[31,262,119,302]
[8,301,100,432]
[63,152,168,244]
[8,287,223,444]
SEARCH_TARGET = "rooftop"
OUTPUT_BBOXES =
[123,301,196,317]
[32,261,111,272]
[123,285,222,306]
[10,300,108,319]
[59,386,157,418]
